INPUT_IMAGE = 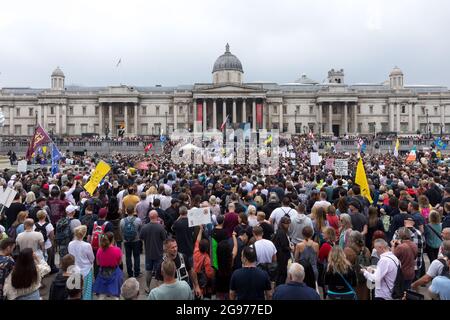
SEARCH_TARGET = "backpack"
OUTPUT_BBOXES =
[7,225,17,240]
[354,247,371,285]
[437,258,449,276]
[385,256,405,299]
[55,217,72,246]
[35,222,49,243]
[123,217,137,242]
[91,221,108,251]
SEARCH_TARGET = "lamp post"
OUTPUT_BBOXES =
[294,110,298,134]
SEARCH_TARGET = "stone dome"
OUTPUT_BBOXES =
[212,44,243,73]
[390,66,403,76]
[52,66,65,77]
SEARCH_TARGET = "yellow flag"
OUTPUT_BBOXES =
[355,158,373,204]
[42,146,47,154]
[264,135,273,145]
[84,161,111,196]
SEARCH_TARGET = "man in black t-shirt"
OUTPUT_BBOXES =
[230,246,272,300]
[154,238,202,297]
[171,206,195,260]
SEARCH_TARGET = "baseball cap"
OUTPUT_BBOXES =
[66,205,80,214]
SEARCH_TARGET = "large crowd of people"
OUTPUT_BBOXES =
[0,135,449,301]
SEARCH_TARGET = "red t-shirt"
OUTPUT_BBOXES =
[223,212,239,238]
[326,214,340,236]
[318,242,333,264]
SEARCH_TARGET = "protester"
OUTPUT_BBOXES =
[273,263,320,300]
[148,259,193,300]
[0,239,16,300]
[120,205,142,278]
[120,277,140,300]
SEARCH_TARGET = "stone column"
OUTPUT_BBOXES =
[414,104,419,133]
[279,104,283,132]
[242,99,246,123]
[9,106,14,135]
[262,101,266,129]
[109,104,113,135]
[212,99,217,129]
[55,104,60,135]
[328,103,333,133]
[222,99,227,126]
[61,104,66,135]
[389,103,394,131]
[203,99,207,131]
[193,99,197,133]
[43,105,48,129]
[343,103,348,134]
[98,104,103,135]
[252,100,256,131]
[317,103,322,134]
[134,103,138,135]
[396,103,401,132]
[408,104,413,133]
[441,104,445,129]
[124,104,128,135]
[353,104,358,134]
[232,99,237,123]
[173,103,177,132]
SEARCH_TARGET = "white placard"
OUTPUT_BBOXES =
[187,207,212,227]
[17,160,27,172]
[0,187,18,208]
[288,145,294,150]
[335,159,349,176]
[379,165,385,171]
[290,152,296,159]
[310,152,321,166]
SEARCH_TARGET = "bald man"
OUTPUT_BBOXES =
[139,210,168,293]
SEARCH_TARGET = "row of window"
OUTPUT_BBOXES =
[7,104,445,118]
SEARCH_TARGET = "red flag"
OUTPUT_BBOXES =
[256,103,263,127]
[144,143,153,153]
[220,115,229,131]
[26,125,52,160]
[197,102,203,122]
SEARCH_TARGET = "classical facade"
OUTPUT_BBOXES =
[1,44,450,137]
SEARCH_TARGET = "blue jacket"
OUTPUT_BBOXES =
[273,282,320,300]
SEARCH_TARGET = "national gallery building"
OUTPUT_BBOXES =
[1,44,449,137]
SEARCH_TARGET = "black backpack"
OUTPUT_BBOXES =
[385,256,405,299]
[35,222,49,242]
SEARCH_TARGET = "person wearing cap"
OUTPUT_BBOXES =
[273,215,294,286]
[262,193,281,221]
[392,215,425,279]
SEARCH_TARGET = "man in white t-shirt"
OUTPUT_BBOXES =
[412,240,450,290]
[312,191,331,210]
[252,225,277,264]
[16,219,44,253]
[269,197,298,232]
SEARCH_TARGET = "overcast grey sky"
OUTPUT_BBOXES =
[1,0,449,88]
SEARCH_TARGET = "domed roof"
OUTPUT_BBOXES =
[52,66,65,77]
[390,66,403,76]
[212,44,243,73]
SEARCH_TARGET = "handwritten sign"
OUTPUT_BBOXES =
[17,160,27,172]
[0,187,18,208]
[310,152,321,166]
[335,159,348,176]
[187,207,212,227]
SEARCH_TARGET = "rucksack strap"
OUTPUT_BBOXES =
[337,272,357,296]
[426,224,443,241]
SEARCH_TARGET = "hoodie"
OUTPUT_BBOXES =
[48,272,69,300]
[288,213,314,245]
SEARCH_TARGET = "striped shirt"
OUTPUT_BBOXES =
[393,227,424,270]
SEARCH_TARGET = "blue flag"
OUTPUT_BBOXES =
[434,138,447,150]
[361,142,367,153]
[160,134,167,143]
[51,144,62,176]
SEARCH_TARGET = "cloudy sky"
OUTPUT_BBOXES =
[1,0,449,88]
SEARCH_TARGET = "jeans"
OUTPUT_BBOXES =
[124,241,141,277]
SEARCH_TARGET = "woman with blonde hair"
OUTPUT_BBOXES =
[418,195,432,221]
[311,206,328,245]
[324,246,357,300]
[424,210,442,262]
[338,214,352,248]
[9,211,29,239]
[247,205,258,227]
[24,192,36,210]
[68,225,95,300]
